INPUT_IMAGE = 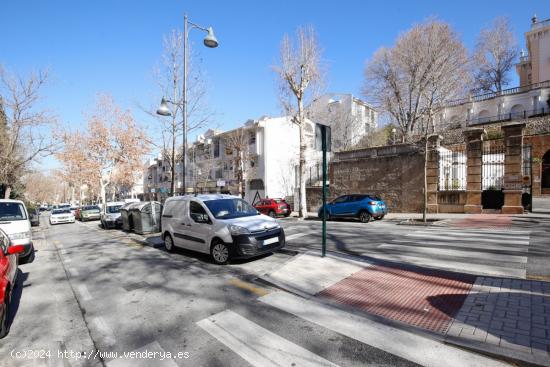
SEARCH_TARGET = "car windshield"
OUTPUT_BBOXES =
[0,202,28,221]
[53,209,71,214]
[83,206,100,212]
[204,199,258,219]
[107,205,122,213]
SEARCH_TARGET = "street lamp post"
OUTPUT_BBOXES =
[157,14,218,195]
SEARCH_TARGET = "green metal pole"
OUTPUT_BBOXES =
[321,126,327,257]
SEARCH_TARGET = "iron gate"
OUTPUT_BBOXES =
[481,141,505,209]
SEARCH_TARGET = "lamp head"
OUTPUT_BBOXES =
[203,27,219,48]
[156,97,172,116]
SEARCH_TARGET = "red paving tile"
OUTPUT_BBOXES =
[317,266,476,334]
[451,214,513,229]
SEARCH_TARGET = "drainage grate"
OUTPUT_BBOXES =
[317,265,475,334]
[123,281,150,292]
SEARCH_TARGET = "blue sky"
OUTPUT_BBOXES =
[0,0,546,169]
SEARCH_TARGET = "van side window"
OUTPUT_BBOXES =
[189,201,209,223]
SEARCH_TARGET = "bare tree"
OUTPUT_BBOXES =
[363,20,470,141]
[22,171,58,204]
[473,17,518,93]
[223,128,250,198]
[273,26,324,218]
[147,30,215,196]
[0,67,57,198]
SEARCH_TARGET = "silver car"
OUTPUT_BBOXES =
[161,194,285,264]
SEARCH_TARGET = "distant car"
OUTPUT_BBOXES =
[100,201,125,229]
[161,194,285,265]
[0,200,34,264]
[49,208,75,225]
[254,198,291,217]
[79,205,101,221]
[29,209,40,227]
[0,228,26,338]
[318,194,388,223]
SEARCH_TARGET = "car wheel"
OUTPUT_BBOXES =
[268,210,276,218]
[319,211,331,221]
[164,234,175,253]
[0,292,10,338]
[359,211,371,223]
[211,240,230,265]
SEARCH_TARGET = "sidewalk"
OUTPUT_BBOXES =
[260,251,550,366]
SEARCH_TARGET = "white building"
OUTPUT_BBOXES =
[143,154,183,201]
[306,93,378,151]
[435,16,550,129]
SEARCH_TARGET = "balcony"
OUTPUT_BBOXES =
[532,18,550,31]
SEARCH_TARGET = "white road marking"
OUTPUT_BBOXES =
[406,232,529,245]
[362,250,526,278]
[69,268,79,277]
[77,285,93,301]
[63,257,72,263]
[106,341,178,367]
[389,239,527,252]
[378,243,527,263]
[260,292,510,367]
[197,309,339,367]
[91,317,116,346]
[286,231,317,241]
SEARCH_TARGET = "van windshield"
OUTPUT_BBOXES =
[107,205,123,213]
[0,202,28,221]
[204,199,258,219]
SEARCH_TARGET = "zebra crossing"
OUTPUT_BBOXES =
[369,228,530,278]
[196,292,511,367]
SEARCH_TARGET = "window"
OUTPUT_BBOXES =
[213,139,220,158]
[189,201,209,223]
[333,196,347,204]
[0,202,28,221]
[249,131,256,145]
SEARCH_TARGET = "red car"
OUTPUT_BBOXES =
[254,198,291,217]
[0,228,25,338]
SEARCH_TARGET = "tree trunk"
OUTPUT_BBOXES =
[298,98,308,218]
[171,132,176,196]
[3,186,11,199]
[100,178,107,205]
[422,136,428,223]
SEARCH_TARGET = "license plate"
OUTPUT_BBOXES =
[263,237,278,246]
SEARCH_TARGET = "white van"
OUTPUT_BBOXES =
[161,194,285,264]
[100,201,125,229]
[0,200,34,263]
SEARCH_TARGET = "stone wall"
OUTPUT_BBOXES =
[329,144,424,212]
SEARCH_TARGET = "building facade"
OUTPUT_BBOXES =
[435,16,550,130]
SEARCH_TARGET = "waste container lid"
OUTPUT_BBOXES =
[129,201,161,211]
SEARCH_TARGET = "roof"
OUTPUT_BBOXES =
[165,194,239,202]
[0,199,25,204]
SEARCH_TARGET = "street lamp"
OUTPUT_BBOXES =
[391,128,397,144]
[157,14,219,195]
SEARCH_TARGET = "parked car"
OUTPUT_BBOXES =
[79,205,101,221]
[318,194,388,223]
[69,206,78,216]
[161,194,285,265]
[0,228,26,338]
[0,200,34,264]
[100,201,125,229]
[253,198,291,217]
[29,208,40,227]
[49,208,75,225]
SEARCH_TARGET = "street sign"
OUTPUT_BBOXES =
[315,123,331,258]
[315,123,331,152]
[216,180,226,187]
[150,188,156,193]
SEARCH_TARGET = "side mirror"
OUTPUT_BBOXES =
[7,245,25,255]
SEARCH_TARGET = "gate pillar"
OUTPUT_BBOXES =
[502,122,526,214]
[427,134,443,213]
[463,128,486,214]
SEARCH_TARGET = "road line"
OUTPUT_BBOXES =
[91,317,116,346]
[69,268,79,277]
[377,243,527,263]
[197,310,339,367]
[405,233,529,245]
[361,251,525,278]
[106,341,178,367]
[260,292,509,367]
[411,229,530,239]
[390,239,528,252]
[228,278,269,296]
[286,231,317,241]
[77,285,93,301]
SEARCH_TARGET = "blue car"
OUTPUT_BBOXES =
[318,194,388,223]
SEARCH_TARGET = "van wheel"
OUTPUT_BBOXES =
[164,234,175,253]
[211,240,230,265]
[359,211,371,223]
